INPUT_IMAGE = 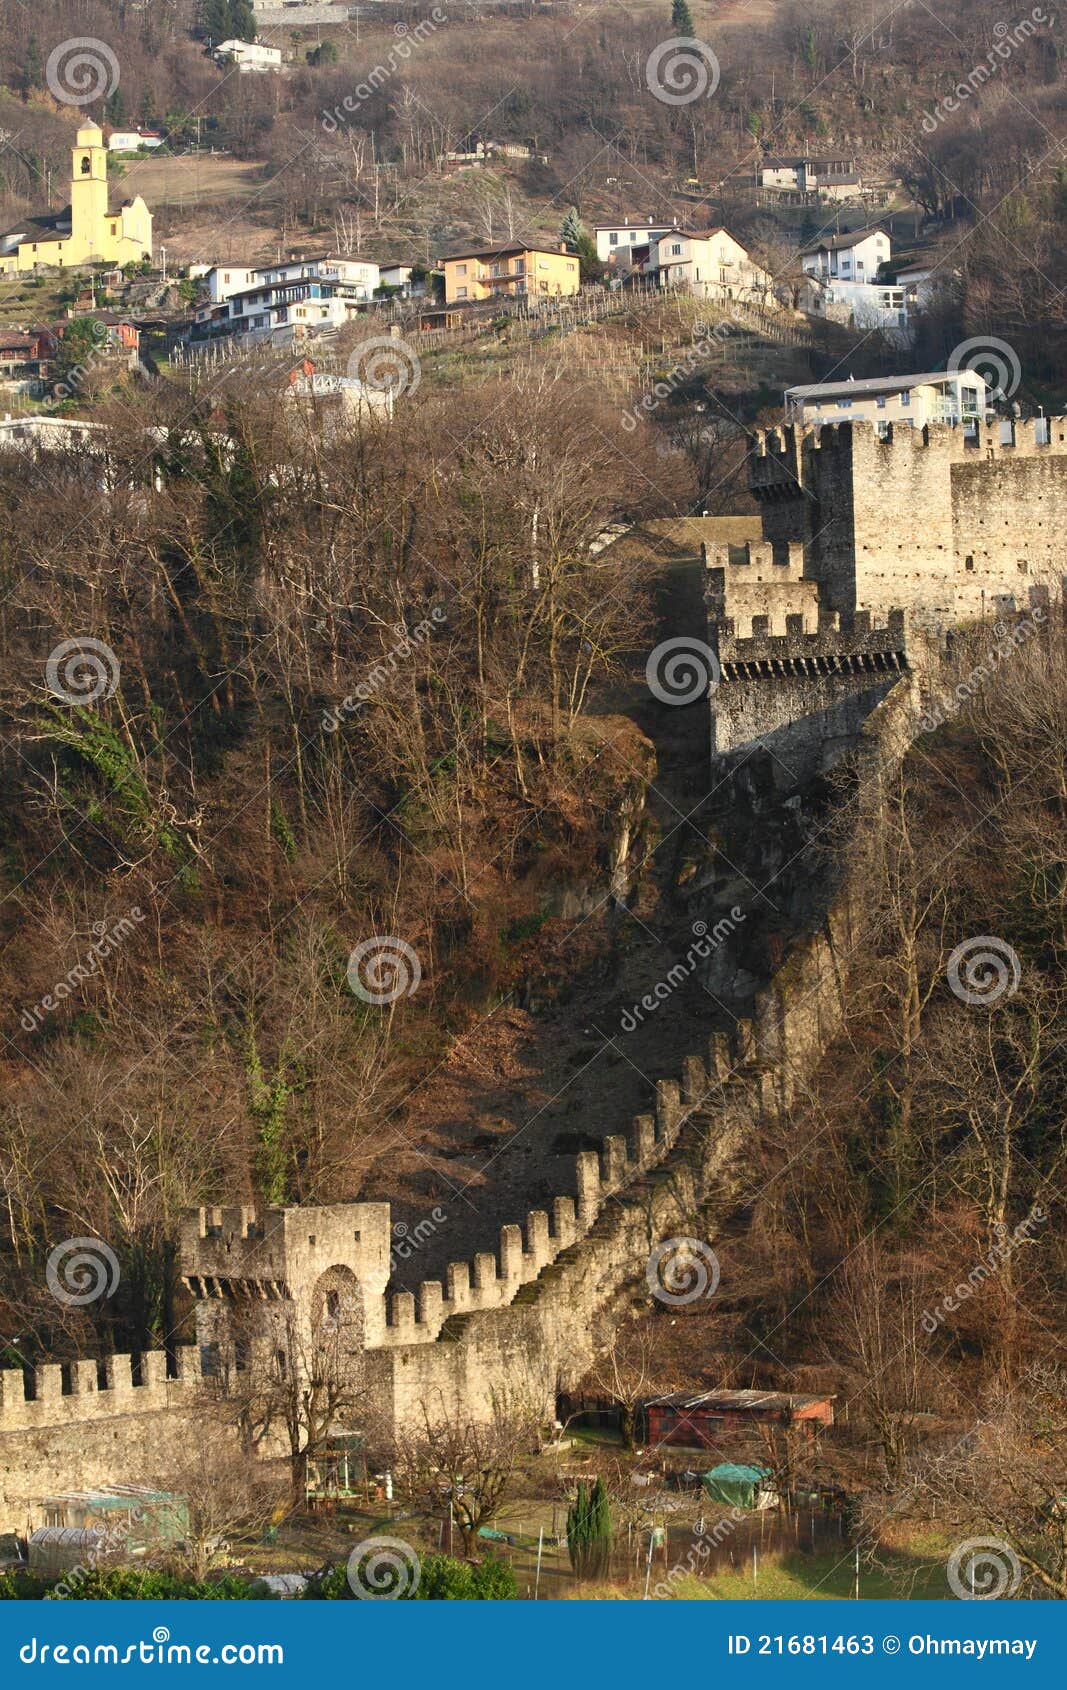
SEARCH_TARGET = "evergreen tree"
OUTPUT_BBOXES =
[19,38,43,101]
[566,1478,613,1579]
[230,0,257,39]
[671,0,695,35]
[559,206,584,252]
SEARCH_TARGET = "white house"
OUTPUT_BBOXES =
[783,370,991,430]
[214,40,283,73]
[649,227,777,307]
[254,255,380,297]
[202,265,258,304]
[801,276,912,345]
[596,220,675,265]
[107,130,164,153]
[801,227,891,283]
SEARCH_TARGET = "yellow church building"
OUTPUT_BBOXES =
[0,120,152,276]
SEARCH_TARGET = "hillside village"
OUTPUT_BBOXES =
[0,0,1064,1614]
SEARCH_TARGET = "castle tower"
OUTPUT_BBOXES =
[70,120,109,256]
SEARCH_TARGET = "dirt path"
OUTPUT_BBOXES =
[371,536,765,1291]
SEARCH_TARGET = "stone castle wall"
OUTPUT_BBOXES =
[745,417,1067,621]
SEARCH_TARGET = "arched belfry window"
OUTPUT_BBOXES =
[80,156,91,174]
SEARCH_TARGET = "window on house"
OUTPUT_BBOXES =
[456,264,467,276]
[671,243,682,256]
[609,232,618,246]
[877,397,887,409]
[901,392,911,406]
[456,287,467,298]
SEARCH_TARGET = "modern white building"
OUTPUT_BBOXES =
[783,370,991,430]
[801,227,891,283]
[801,276,912,344]
[188,256,381,349]
[202,265,259,304]
[214,41,283,73]
[595,220,675,265]
[107,130,164,153]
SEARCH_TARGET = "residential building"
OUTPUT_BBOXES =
[0,121,152,275]
[649,227,777,307]
[188,256,381,348]
[801,275,912,345]
[595,219,675,265]
[759,156,861,202]
[441,243,579,304]
[213,40,283,72]
[801,227,891,283]
[0,326,53,389]
[202,265,258,304]
[783,370,991,430]
[107,130,164,153]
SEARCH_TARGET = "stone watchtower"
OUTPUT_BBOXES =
[180,1202,392,1411]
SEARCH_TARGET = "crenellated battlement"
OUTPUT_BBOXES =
[716,608,907,674]
[0,1346,202,1434]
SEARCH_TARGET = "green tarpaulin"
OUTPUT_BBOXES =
[701,1463,770,1508]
